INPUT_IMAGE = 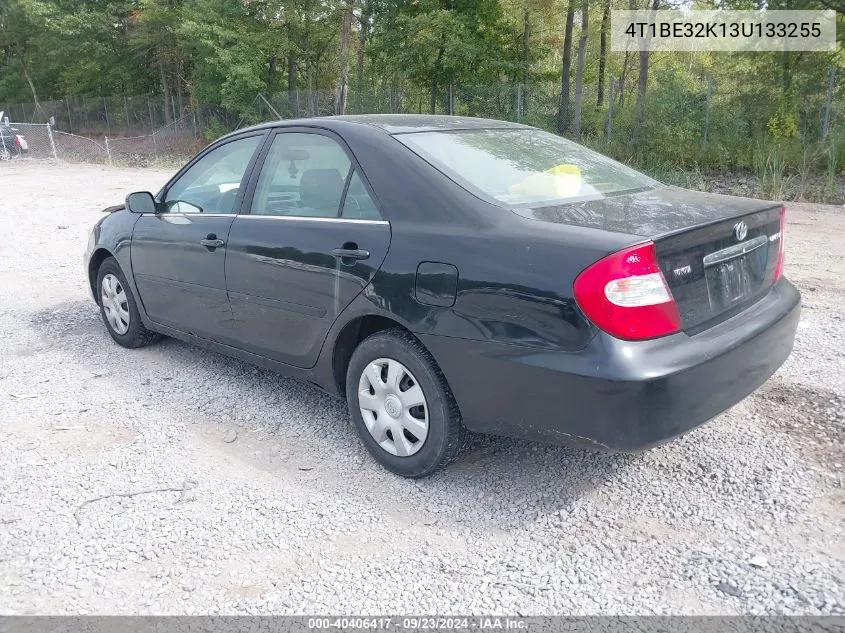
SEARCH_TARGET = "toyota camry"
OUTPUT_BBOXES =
[84,115,801,477]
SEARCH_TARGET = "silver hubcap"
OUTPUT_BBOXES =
[101,273,130,335]
[358,358,429,457]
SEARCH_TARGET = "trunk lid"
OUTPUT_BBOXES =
[513,186,783,333]
[656,205,782,333]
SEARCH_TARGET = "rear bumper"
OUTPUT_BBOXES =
[419,278,801,451]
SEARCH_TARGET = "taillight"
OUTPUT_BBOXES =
[573,241,682,341]
[773,206,786,281]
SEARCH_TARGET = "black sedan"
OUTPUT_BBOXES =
[84,115,800,477]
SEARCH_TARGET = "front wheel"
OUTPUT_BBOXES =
[346,328,467,478]
[96,257,160,348]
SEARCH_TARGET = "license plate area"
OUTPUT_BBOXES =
[703,235,768,311]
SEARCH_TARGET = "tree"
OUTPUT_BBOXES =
[0,0,55,113]
[571,0,588,140]
[128,0,185,123]
[336,0,354,114]
[371,0,514,114]
[356,0,374,89]
[176,0,272,119]
[556,0,574,134]
[634,0,659,134]
[596,0,610,106]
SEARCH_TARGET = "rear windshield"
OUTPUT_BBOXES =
[396,127,657,207]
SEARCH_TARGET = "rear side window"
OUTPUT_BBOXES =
[341,171,382,220]
[251,133,352,217]
[396,128,657,207]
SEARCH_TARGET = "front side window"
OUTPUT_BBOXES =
[164,135,262,214]
[251,133,352,217]
[396,128,657,207]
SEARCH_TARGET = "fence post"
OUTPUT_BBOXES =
[103,97,111,136]
[196,104,204,139]
[46,123,58,160]
[606,79,615,143]
[66,99,73,135]
[703,74,713,146]
[258,93,282,120]
[105,136,111,164]
[123,95,131,135]
[822,67,836,142]
[83,98,91,134]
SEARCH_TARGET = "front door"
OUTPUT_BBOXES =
[226,130,391,368]
[131,134,264,339]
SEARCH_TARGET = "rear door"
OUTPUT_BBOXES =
[225,128,390,368]
[131,133,264,339]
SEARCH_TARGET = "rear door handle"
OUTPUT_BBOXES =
[200,237,225,248]
[332,248,370,261]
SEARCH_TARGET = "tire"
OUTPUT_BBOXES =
[96,257,160,349]
[346,328,467,478]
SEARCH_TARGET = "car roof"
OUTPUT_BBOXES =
[233,114,532,137]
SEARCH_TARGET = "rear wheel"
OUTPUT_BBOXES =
[96,257,160,348]
[346,328,466,478]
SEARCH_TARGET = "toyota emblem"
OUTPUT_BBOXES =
[734,221,748,241]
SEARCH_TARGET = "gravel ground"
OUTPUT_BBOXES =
[0,161,843,615]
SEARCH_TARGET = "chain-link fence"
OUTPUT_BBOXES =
[1,93,226,138]
[0,120,112,163]
[1,93,234,166]
[0,110,205,165]
[0,120,206,166]
[52,131,107,162]
[106,115,205,166]
[0,123,56,161]
[1,70,841,174]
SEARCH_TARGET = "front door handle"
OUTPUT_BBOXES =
[200,236,225,249]
[332,247,370,261]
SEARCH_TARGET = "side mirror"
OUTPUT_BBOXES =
[125,191,158,214]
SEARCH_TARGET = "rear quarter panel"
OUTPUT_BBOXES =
[371,217,638,351]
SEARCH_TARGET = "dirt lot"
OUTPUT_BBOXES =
[0,161,843,615]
